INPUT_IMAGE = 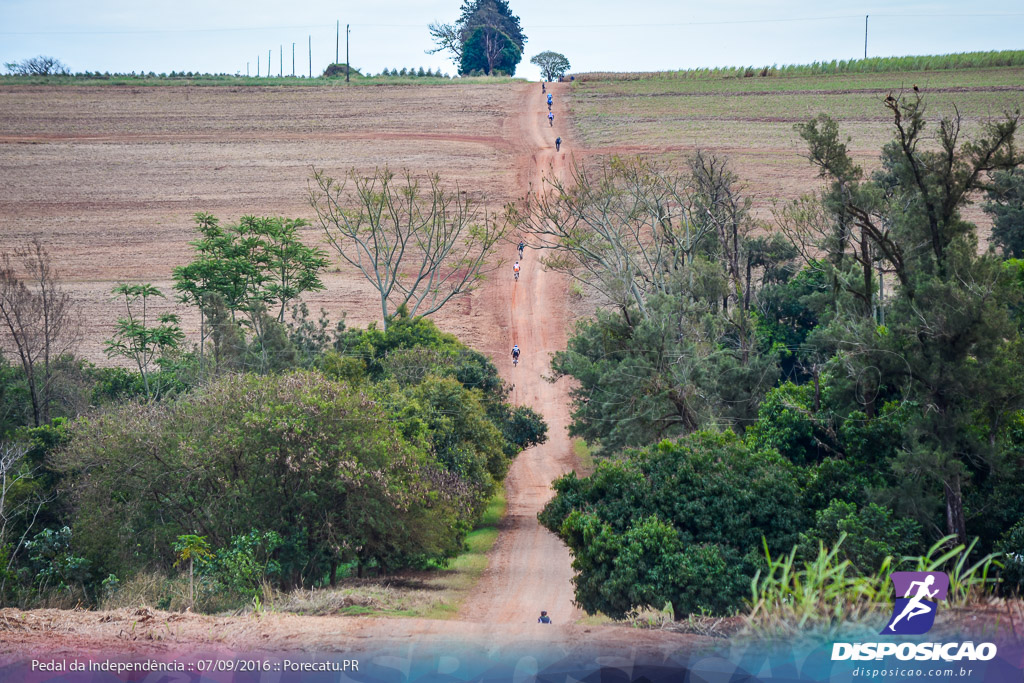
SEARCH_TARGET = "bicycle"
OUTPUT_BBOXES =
[514,270,519,281]
[512,354,519,367]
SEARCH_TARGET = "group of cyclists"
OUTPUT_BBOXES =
[543,84,561,152]
[511,240,524,366]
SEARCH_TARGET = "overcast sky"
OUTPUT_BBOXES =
[2,1,1022,79]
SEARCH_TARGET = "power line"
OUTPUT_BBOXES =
[2,13,1022,36]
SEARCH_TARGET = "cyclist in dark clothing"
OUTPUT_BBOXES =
[538,611,551,624]
[555,137,561,151]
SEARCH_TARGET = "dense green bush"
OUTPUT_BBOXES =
[540,431,804,617]
[797,501,922,573]
[57,371,477,588]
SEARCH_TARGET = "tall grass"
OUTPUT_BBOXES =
[577,50,1024,82]
[746,535,1000,639]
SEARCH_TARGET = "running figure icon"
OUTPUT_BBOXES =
[888,575,939,632]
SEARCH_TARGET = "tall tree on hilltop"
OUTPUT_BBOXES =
[428,0,526,75]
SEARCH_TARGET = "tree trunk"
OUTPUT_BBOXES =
[944,476,967,544]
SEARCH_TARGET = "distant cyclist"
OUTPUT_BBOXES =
[518,240,525,258]
[541,82,546,94]
[537,610,551,624]
[513,261,521,280]
[547,93,552,105]
[555,137,561,151]
[548,111,554,126]
[511,344,520,366]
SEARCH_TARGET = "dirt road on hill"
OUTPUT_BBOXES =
[458,82,580,626]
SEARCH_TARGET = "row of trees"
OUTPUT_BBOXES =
[521,95,1024,619]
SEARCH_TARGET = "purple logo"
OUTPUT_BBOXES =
[882,571,949,635]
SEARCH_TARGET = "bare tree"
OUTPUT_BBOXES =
[507,156,715,323]
[0,442,53,598]
[4,56,70,76]
[308,168,505,328]
[0,240,80,426]
[426,22,463,65]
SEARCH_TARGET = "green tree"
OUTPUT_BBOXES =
[984,168,1024,258]
[172,213,327,374]
[105,283,184,400]
[530,51,570,81]
[429,0,526,75]
[173,534,211,610]
[793,97,1024,542]
[540,431,804,618]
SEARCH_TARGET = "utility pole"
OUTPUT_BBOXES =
[309,36,312,78]
[346,24,350,83]
[268,49,271,77]
[336,21,339,65]
[257,55,260,77]
[292,42,295,77]
[246,62,249,77]
[864,15,869,60]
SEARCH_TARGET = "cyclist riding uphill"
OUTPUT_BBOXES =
[513,261,521,279]
[511,344,520,364]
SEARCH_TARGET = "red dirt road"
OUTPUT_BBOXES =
[458,83,580,625]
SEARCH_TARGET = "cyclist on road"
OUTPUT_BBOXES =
[555,137,561,151]
[518,241,525,258]
[541,82,546,94]
[548,111,554,126]
[513,261,521,280]
[538,610,551,624]
[511,344,520,365]
[547,93,552,106]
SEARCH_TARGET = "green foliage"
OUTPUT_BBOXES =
[984,168,1024,259]
[172,535,212,568]
[23,526,91,594]
[552,294,778,451]
[449,0,526,76]
[798,501,922,573]
[540,431,804,617]
[576,51,1024,82]
[59,372,466,587]
[172,212,328,375]
[199,530,283,598]
[105,283,184,400]
[995,518,1024,593]
[322,63,361,79]
[750,535,1000,638]
[530,51,570,81]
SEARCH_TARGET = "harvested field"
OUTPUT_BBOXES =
[0,84,521,361]
[567,67,1024,224]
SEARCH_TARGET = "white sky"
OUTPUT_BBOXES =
[1,0,1022,79]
